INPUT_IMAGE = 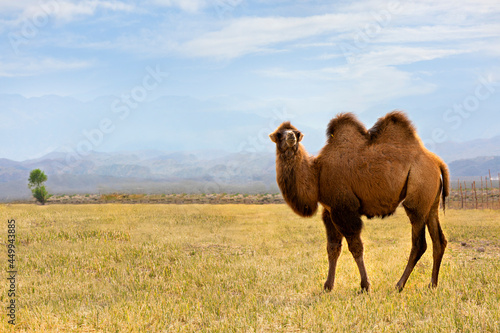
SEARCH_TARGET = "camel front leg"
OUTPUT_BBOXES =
[330,208,369,292]
[322,209,343,291]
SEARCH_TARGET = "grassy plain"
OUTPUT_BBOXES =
[0,204,499,332]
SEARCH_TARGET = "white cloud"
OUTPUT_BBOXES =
[0,0,38,12]
[259,46,465,82]
[310,25,500,68]
[352,46,465,68]
[376,24,500,45]
[254,46,458,118]
[179,13,370,59]
[257,66,349,81]
[150,0,207,12]
[0,57,93,77]
[1,0,135,26]
[149,0,246,14]
[172,0,500,60]
[266,65,437,122]
[52,1,135,22]
[338,0,500,27]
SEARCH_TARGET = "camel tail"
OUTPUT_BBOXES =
[439,160,450,213]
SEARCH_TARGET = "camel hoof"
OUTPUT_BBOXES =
[395,283,404,292]
[360,283,370,293]
[323,281,333,292]
[428,282,437,289]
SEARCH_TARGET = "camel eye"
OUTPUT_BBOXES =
[276,132,282,140]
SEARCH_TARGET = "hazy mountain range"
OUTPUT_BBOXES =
[432,136,500,163]
[1,134,500,201]
[448,156,500,181]
[0,150,278,201]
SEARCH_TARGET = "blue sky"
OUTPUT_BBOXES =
[1,0,499,161]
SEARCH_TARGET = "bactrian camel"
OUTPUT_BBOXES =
[269,111,449,292]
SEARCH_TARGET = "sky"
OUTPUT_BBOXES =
[1,0,499,161]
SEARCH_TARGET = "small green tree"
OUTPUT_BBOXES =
[28,169,52,204]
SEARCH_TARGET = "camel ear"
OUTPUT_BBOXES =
[294,130,304,142]
[269,133,277,143]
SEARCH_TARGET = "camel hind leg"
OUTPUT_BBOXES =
[396,205,427,291]
[426,190,447,288]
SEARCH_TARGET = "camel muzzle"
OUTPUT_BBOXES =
[285,131,297,147]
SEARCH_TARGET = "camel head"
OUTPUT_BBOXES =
[269,122,304,154]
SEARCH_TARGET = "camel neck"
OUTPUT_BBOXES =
[275,145,318,217]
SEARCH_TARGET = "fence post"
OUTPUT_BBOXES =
[464,181,468,209]
[473,181,478,209]
[481,176,484,209]
[489,169,493,190]
[486,175,489,209]
[460,183,464,209]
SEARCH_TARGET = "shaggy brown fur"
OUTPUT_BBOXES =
[270,111,450,292]
[269,122,318,217]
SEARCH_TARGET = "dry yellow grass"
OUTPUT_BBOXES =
[0,204,499,332]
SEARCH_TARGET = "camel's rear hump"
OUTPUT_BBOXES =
[368,111,418,144]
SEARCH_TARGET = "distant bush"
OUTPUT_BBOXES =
[31,186,51,205]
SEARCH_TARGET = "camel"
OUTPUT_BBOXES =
[269,111,449,292]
